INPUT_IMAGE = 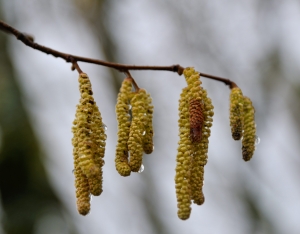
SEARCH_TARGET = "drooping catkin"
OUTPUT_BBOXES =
[115,79,132,176]
[190,89,214,205]
[185,68,214,206]
[88,104,106,195]
[175,67,214,219]
[229,87,244,140]
[242,96,256,161]
[128,89,147,172]
[142,92,154,154]
[175,87,192,220]
[72,73,106,215]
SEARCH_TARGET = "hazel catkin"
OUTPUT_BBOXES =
[190,89,213,205]
[72,73,106,215]
[128,89,147,172]
[115,78,154,175]
[175,87,192,220]
[242,96,256,161]
[115,79,132,176]
[229,87,244,140]
[142,91,154,154]
[175,67,214,219]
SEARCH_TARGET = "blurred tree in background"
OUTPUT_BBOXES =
[0,3,77,234]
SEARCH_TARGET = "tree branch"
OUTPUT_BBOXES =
[0,20,237,88]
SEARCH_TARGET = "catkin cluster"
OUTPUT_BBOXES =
[229,87,256,161]
[115,78,154,176]
[175,67,214,220]
[68,67,257,220]
[72,73,106,215]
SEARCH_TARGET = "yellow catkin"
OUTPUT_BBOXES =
[72,73,106,212]
[183,67,214,207]
[229,87,244,140]
[115,79,132,176]
[128,89,147,172]
[175,67,211,220]
[142,91,154,154]
[88,104,106,195]
[175,87,192,220]
[190,89,214,205]
[242,96,256,161]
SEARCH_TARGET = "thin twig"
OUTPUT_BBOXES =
[0,20,237,88]
[124,71,140,91]
[200,73,238,88]
[70,57,83,74]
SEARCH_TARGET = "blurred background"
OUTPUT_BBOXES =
[0,0,300,233]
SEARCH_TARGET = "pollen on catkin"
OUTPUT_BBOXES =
[72,73,106,215]
[115,79,132,176]
[229,87,244,140]
[242,96,256,161]
[128,89,147,172]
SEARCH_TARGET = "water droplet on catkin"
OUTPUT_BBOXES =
[255,135,260,145]
[142,131,146,136]
[138,164,144,173]
[102,123,108,131]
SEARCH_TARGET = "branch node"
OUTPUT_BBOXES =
[24,33,35,42]
[66,55,73,63]
[173,64,185,76]
[70,57,83,74]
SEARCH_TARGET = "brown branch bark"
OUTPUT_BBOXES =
[0,20,237,88]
